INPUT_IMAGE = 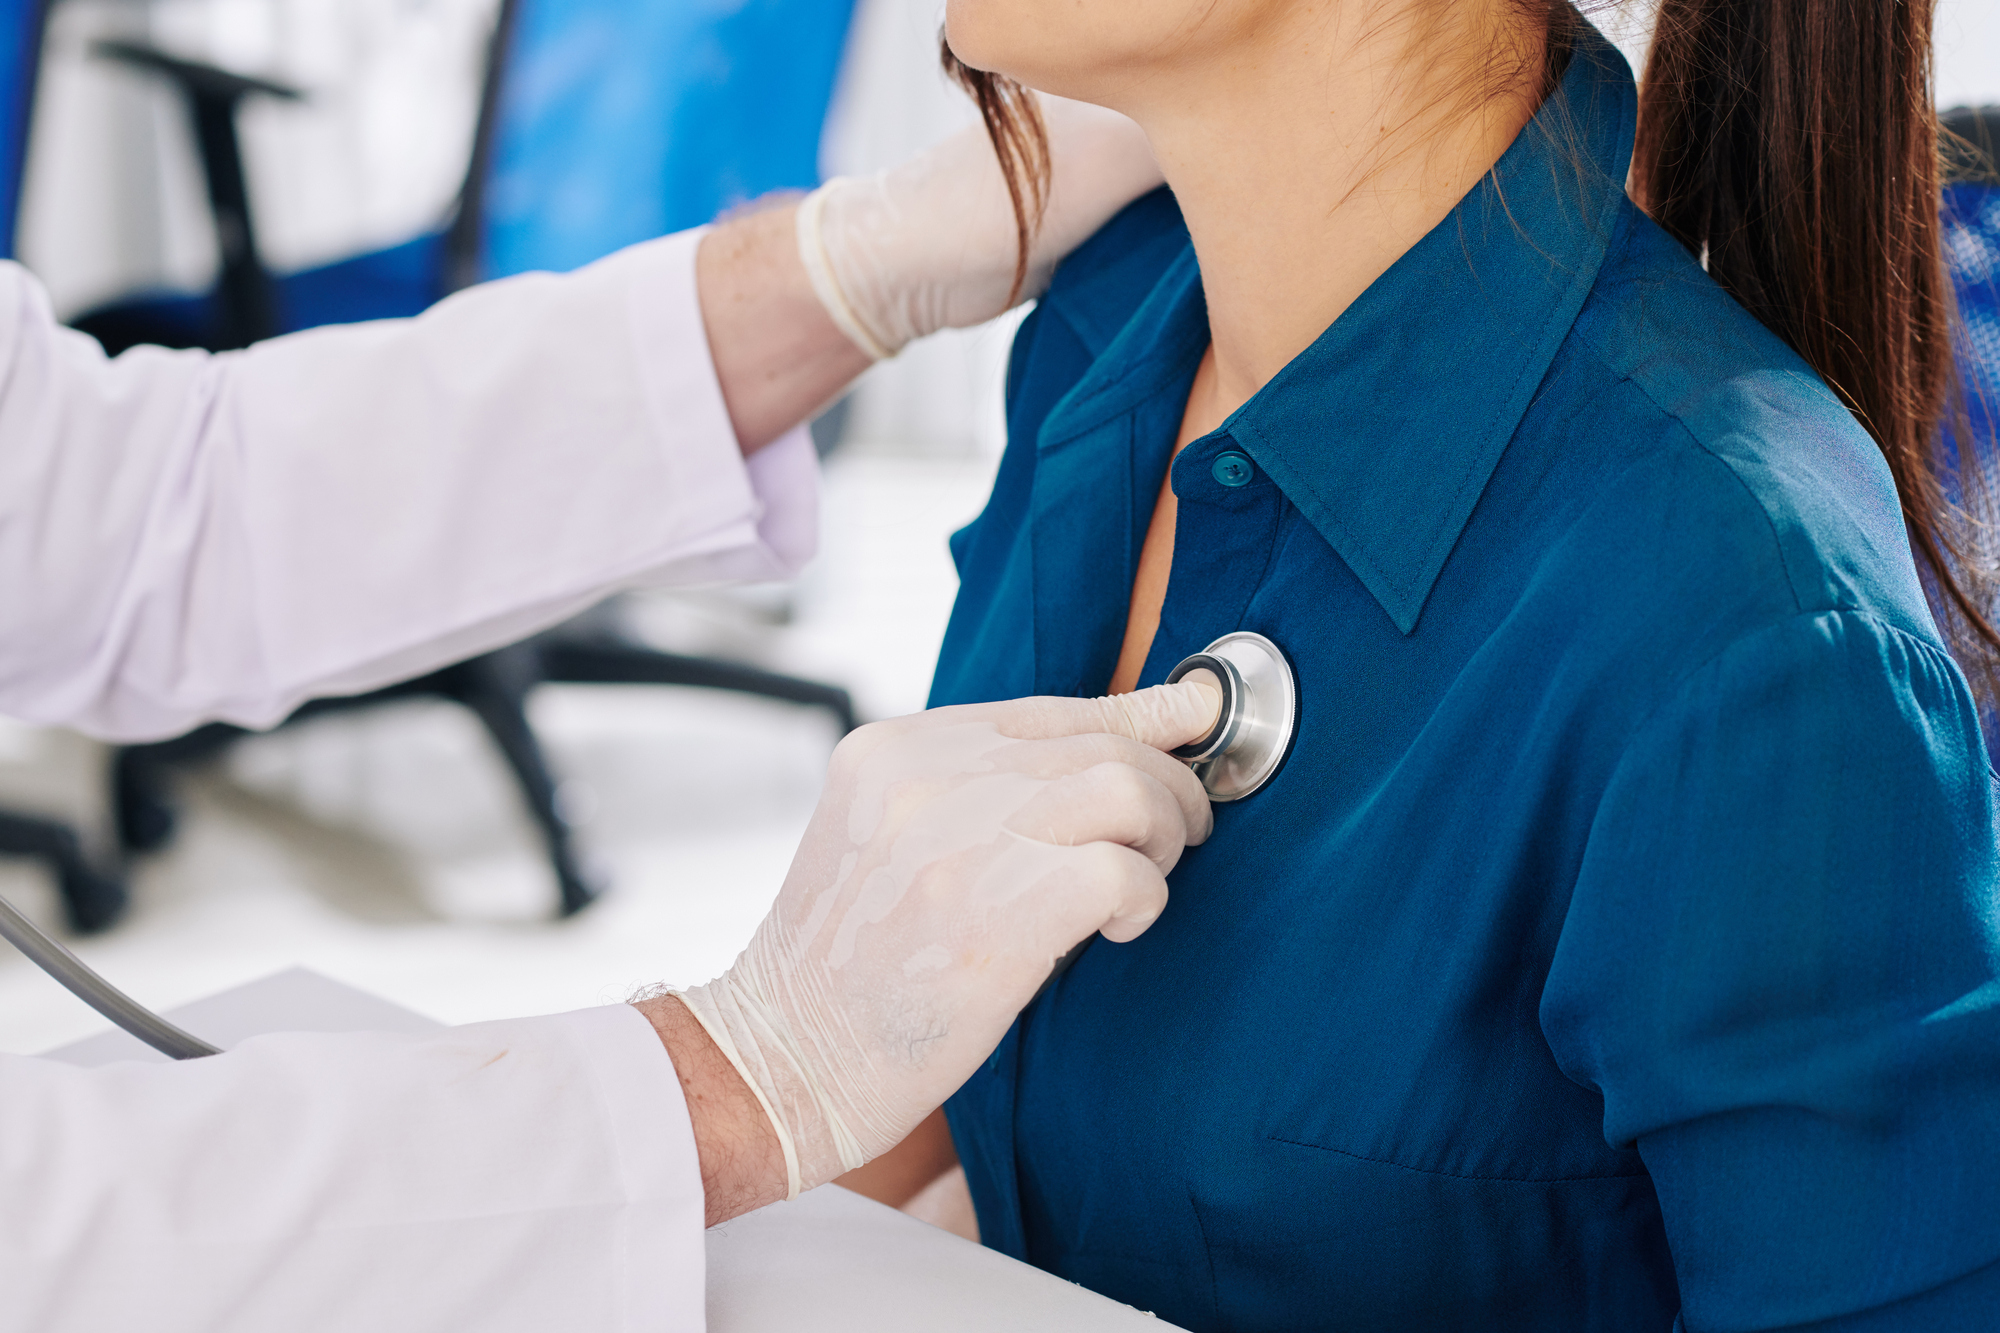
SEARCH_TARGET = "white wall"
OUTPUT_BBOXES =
[1937,0,2000,110]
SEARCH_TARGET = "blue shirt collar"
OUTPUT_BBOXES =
[1037,25,1639,634]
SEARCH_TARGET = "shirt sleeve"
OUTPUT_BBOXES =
[1541,609,2000,1332]
[0,1005,705,1333]
[0,230,819,742]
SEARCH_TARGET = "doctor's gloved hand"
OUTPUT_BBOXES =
[796,94,1162,360]
[665,680,1218,1208]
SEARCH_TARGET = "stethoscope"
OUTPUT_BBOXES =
[0,632,1300,1058]
[1163,631,1298,802]
[1036,631,1298,993]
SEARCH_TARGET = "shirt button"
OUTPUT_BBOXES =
[1211,451,1255,487]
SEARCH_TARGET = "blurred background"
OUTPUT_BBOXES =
[0,0,1994,1052]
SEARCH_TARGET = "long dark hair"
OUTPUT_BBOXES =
[945,1,1997,701]
[1633,0,1996,700]
[941,45,1049,306]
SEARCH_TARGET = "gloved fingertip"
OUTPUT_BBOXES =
[1098,909,1163,945]
[1117,678,1223,752]
[1179,670,1224,733]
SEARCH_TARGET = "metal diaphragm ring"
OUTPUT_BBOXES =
[1165,632,1298,802]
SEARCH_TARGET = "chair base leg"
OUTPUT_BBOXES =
[58,861,130,935]
[0,810,129,934]
[542,641,861,734]
[113,749,179,854]
[435,649,608,918]
[102,635,860,923]
[113,723,246,855]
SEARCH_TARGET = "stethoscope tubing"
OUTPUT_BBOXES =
[0,892,219,1060]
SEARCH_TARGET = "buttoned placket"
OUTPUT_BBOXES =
[1138,431,1289,688]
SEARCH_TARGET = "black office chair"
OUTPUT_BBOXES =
[70,41,299,352]
[80,0,859,919]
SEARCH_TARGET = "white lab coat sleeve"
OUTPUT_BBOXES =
[0,228,819,742]
[0,1004,706,1333]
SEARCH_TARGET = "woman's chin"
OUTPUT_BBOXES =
[943,1,1120,93]
[941,0,1014,73]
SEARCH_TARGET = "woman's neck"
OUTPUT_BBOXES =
[1121,3,1546,416]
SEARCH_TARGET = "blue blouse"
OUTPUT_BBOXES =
[931,26,2000,1333]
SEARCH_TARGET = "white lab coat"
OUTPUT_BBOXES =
[0,231,816,742]
[0,227,821,1332]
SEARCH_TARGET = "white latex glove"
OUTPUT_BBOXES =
[675,680,1218,1198]
[795,93,1164,360]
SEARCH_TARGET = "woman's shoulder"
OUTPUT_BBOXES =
[1002,187,1193,447]
[1552,200,1939,642]
[1035,186,1191,356]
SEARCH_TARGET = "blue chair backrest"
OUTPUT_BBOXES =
[0,0,48,260]
[480,0,856,280]
[1941,178,2000,750]
[1946,180,1999,458]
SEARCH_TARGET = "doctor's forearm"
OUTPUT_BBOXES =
[697,204,871,455]
[635,994,787,1226]
[0,234,822,741]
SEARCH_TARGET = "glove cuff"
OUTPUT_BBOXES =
[796,181,901,363]
[673,976,870,1200]
[669,985,803,1198]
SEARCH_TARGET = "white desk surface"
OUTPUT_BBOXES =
[44,968,1181,1332]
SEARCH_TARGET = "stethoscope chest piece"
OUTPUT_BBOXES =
[1030,629,1301,1002]
[1165,631,1297,801]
